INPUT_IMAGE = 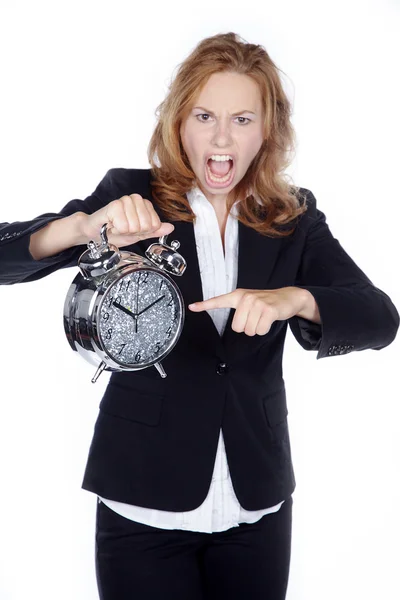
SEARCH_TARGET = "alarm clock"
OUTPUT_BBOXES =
[63,223,187,383]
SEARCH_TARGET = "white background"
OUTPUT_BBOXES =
[0,1,399,598]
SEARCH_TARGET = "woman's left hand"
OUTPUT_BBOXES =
[188,287,308,336]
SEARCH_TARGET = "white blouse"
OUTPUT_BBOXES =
[98,185,285,533]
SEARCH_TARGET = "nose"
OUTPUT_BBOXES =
[211,118,234,146]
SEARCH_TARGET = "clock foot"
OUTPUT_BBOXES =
[92,361,107,383]
[154,362,167,378]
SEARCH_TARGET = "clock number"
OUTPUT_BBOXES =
[103,312,110,321]
[134,351,142,362]
[159,280,163,291]
[167,298,173,307]
[139,272,149,285]
[118,279,131,293]
[166,326,172,339]
[107,296,113,308]
[105,328,113,340]
[118,343,126,355]
[155,341,161,353]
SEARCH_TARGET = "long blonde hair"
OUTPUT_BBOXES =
[147,31,308,237]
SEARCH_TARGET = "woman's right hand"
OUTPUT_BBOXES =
[79,193,175,247]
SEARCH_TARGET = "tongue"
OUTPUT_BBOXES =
[208,159,231,177]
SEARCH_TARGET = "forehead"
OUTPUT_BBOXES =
[193,72,262,111]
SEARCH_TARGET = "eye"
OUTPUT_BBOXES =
[196,113,212,123]
[195,113,251,125]
[235,116,251,125]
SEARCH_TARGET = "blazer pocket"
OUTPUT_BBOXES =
[263,388,288,441]
[99,381,165,426]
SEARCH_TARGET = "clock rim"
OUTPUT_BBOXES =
[95,264,185,369]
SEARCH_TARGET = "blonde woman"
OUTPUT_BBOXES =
[0,32,398,600]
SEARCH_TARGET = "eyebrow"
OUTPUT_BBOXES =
[193,106,256,116]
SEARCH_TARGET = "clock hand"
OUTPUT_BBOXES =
[112,301,138,319]
[135,275,139,315]
[136,295,166,317]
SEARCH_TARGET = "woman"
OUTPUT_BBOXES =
[0,32,399,600]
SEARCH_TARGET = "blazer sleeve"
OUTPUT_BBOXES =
[0,168,131,285]
[288,189,400,359]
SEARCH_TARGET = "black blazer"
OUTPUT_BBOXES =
[1,168,399,511]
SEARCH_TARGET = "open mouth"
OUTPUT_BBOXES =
[205,158,235,187]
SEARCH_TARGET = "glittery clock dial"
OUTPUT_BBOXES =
[98,270,181,365]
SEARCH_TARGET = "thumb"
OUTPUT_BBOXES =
[148,222,175,238]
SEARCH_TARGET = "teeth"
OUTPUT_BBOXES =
[208,154,233,162]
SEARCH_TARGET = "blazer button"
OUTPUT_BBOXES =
[216,362,229,375]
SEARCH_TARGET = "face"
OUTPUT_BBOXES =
[179,71,265,207]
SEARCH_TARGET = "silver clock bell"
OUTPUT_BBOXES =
[63,223,187,383]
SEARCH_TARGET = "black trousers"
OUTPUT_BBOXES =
[95,495,293,600]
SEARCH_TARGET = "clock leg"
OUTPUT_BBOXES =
[154,362,167,378]
[91,361,107,383]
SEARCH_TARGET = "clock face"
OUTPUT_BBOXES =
[98,269,182,366]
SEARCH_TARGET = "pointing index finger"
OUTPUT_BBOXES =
[188,291,237,311]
